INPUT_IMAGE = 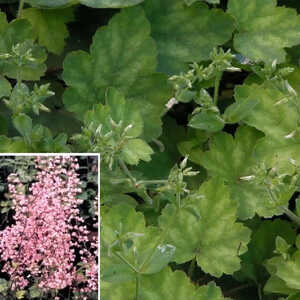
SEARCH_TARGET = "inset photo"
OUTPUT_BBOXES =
[0,154,99,300]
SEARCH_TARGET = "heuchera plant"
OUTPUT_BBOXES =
[1,0,300,299]
[0,156,98,299]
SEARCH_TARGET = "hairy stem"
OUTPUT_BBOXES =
[135,273,140,300]
[177,189,181,208]
[17,0,25,18]
[136,179,168,186]
[118,158,136,185]
[113,251,139,273]
[213,72,222,106]
[281,206,300,227]
[188,257,196,278]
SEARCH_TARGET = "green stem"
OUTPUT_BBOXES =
[136,179,168,186]
[17,0,25,18]
[213,72,222,106]
[135,273,140,300]
[281,206,300,227]
[258,284,262,300]
[143,189,154,206]
[266,186,300,227]
[118,158,136,185]
[188,257,196,278]
[139,206,179,272]
[177,190,181,208]
[153,138,165,152]
[113,251,139,273]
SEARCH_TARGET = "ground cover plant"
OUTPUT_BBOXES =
[1,0,300,299]
[0,155,98,299]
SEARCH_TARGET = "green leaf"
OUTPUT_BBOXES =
[25,0,144,11]
[136,116,185,179]
[236,219,296,283]
[105,87,143,138]
[143,0,234,74]
[100,165,136,207]
[275,236,290,255]
[0,124,70,153]
[177,128,209,165]
[185,0,219,5]
[0,13,47,81]
[121,139,153,165]
[140,243,176,275]
[13,113,32,144]
[16,290,26,299]
[0,75,11,98]
[25,0,76,8]
[102,267,227,300]
[29,286,42,298]
[63,7,157,118]
[223,97,259,124]
[228,0,300,63]
[264,274,297,295]
[101,255,136,283]
[0,278,8,294]
[127,73,172,141]
[80,0,144,8]
[101,204,146,247]
[101,204,175,278]
[141,268,226,300]
[234,83,300,172]
[188,111,224,132]
[266,255,300,291]
[195,125,284,219]
[287,292,300,300]
[160,178,251,277]
[22,8,74,55]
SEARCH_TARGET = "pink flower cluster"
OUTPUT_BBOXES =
[0,156,98,296]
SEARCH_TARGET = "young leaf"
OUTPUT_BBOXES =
[63,7,157,118]
[105,87,143,138]
[266,255,300,290]
[22,8,75,55]
[223,97,259,124]
[228,0,300,63]
[0,12,47,81]
[13,113,32,144]
[121,138,154,165]
[0,75,11,98]
[188,111,224,132]
[143,0,234,74]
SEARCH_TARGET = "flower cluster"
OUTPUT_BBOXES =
[0,156,98,298]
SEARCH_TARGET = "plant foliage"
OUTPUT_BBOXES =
[1,0,300,299]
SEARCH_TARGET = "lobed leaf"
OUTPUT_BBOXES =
[228,0,300,63]
[143,0,234,74]
[22,7,74,55]
[63,7,157,118]
[160,178,251,277]
[234,83,300,173]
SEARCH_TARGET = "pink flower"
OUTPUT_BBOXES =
[0,156,98,295]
